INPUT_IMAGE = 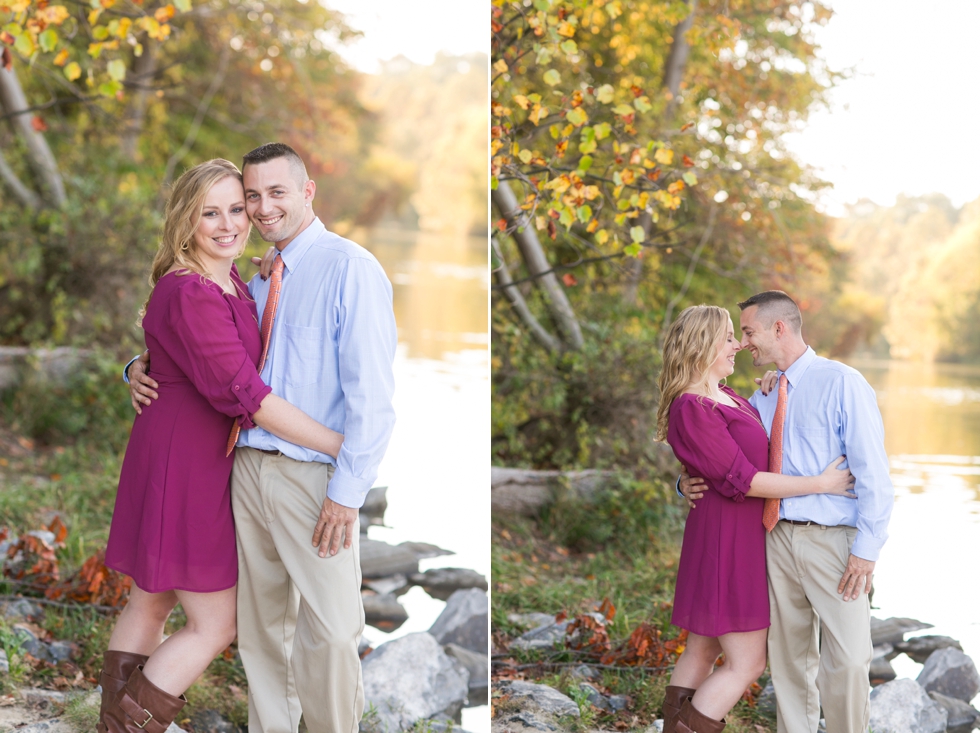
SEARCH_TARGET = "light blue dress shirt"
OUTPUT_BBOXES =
[238,218,397,509]
[748,346,893,561]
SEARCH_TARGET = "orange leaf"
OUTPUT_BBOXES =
[562,273,577,286]
[681,122,694,132]
[682,155,695,167]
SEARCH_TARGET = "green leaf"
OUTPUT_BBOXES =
[683,172,699,186]
[577,205,592,223]
[543,69,561,86]
[533,0,551,9]
[566,107,588,126]
[107,59,126,82]
[92,25,110,40]
[630,226,645,244]
[536,47,553,65]
[39,29,58,53]
[491,176,498,191]
[559,208,574,227]
[578,155,593,172]
[596,84,614,104]
[98,79,122,97]
[578,139,596,155]
[173,0,192,11]
[624,242,642,257]
[14,33,35,57]
[617,199,631,211]
[612,104,634,116]
[633,96,652,113]
[491,245,502,270]
[64,61,81,81]
[613,171,623,186]
[559,40,577,54]
[518,149,533,164]
[594,123,611,140]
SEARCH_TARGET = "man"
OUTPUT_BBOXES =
[128,143,396,733]
[680,291,892,733]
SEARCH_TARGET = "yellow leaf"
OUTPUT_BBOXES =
[64,61,81,80]
[513,94,530,110]
[88,8,103,24]
[566,107,588,126]
[528,104,548,125]
[14,32,34,56]
[668,180,685,194]
[557,21,575,37]
[543,69,561,86]
[654,148,674,165]
[518,149,533,164]
[493,59,508,73]
[491,140,503,155]
[596,229,609,245]
[173,0,191,12]
[107,58,126,81]
[53,48,69,66]
[36,5,70,24]
[595,84,614,104]
[154,4,175,22]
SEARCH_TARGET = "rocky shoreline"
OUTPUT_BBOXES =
[0,486,489,732]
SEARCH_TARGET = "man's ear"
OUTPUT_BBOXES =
[773,320,785,338]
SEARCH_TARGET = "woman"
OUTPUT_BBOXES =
[97,160,344,733]
[655,305,855,733]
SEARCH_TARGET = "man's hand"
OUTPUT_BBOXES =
[679,469,708,509]
[838,554,875,601]
[312,496,359,558]
[128,352,159,415]
[754,370,779,395]
[250,246,277,280]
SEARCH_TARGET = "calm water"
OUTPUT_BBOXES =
[850,359,980,695]
[362,228,489,730]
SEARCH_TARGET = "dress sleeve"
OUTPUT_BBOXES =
[667,397,760,502]
[162,278,272,429]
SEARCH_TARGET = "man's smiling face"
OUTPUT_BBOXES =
[739,304,778,367]
[243,157,312,248]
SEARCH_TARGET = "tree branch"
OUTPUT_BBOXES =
[0,144,41,210]
[493,237,561,352]
[661,203,717,332]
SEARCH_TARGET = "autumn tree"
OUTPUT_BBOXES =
[491,0,840,467]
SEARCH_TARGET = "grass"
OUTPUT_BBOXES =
[491,474,777,731]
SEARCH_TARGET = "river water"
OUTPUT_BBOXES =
[361,228,489,730]
[850,359,980,695]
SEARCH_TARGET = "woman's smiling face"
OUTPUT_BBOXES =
[192,175,249,266]
[708,318,741,383]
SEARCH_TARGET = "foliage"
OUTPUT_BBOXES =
[492,0,842,469]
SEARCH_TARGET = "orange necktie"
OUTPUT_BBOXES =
[763,374,789,532]
[225,255,285,456]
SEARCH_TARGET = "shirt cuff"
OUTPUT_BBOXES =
[327,472,372,509]
[230,360,272,430]
[849,532,884,562]
[122,354,140,384]
[675,475,683,499]
[721,453,758,503]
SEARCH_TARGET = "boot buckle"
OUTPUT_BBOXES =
[134,709,154,729]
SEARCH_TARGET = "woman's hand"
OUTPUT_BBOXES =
[816,456,857,497]
[754,370,779,395]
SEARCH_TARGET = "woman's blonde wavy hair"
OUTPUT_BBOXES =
[139,159,249,323]
[655,304,732,442]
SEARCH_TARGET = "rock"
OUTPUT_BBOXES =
[870,654,898,684]
[358,635,373,657]
[507,612,555,631]
[869,678,947,733]
[47,641,74,663]
[0,648,8,674]
[190,710,237,733]
[577,683,612,712]
[364,574,409,596]
[756,682,776,715]
[491,467,618,515]
[648,722,665,733]
[398,541,454,560]
[444,643,488,707]
[26,530,56,546]
[609,695,629,712]
[508,621,569,652]
[895,636,964,664]
[12,625,49,662]
[360,539,420,578]
[871,617,934,647]
[917,648,980,702]
[0,346,90,390]
[495,710,558,731]
[494,680,579,718]
[3,598,42,621]
[361,632,469,732]
[2,721,74,733]
[22,689,67,708]
[410,567,488,601]
[360,487,388,533]
[874,642,895,659]
[429,589,488,654]
[927,691,980,733]
[424,713,473,733]
[568,664,599,681]
[362,592,408,632]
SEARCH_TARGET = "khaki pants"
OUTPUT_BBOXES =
[766,522,872,733]
[231,448,364,733]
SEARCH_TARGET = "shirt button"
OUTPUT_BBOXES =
[234,385,240,391]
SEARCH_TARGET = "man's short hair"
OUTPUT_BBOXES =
[737,290,803,333]
[242,142,309,187]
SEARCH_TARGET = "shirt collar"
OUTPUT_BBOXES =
[780,345,816,388]
[277,217,326,273]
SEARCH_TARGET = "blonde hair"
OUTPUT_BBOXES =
[655,305,731,441]
[139,159,248,322]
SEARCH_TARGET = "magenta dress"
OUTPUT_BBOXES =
[666,385,770,636]
[105,266,271,593]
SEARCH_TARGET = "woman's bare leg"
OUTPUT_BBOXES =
[689,628,768,720]
[106,585,178,656]
[669,632,722,689]
[140,586,237,696]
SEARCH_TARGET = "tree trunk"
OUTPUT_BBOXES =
[492,237,561,352]
[491,181,584,350]
[0,64,66,208]
[620,211,654,306]
[0,145,41,210]
[662,0,697,122]
[119,41,158,159]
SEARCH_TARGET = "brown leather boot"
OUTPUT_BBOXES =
[675,699,726,733]
[662,685,697,733]
[96,650,149,733]
[102,666,186,733]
